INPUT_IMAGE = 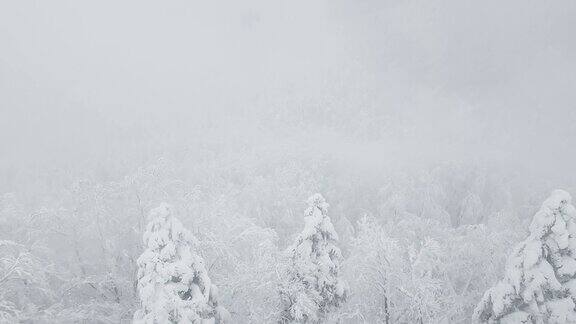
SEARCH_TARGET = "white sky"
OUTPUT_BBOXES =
[1,0,575,182]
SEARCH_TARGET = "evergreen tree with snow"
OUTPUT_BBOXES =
[474,189,576,323]
[279,193,348,323]
[134,203,229,324]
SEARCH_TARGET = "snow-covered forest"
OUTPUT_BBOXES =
[1,0,576,323]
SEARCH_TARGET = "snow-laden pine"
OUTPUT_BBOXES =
[474,189,576,323]
[134,203,229,323]
[279,193,348,323]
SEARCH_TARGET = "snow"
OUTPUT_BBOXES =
[474,190,576,323]
[134,203,228,323]
[279,193,348,323]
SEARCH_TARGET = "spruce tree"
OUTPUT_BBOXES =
[474,190,576,323]
[279,194,348,323]
[134,203,229,323]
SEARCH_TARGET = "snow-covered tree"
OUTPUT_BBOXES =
[342,216,404,324]
[279,193,348,323]
[220,223,283,323]
[0,239,54,322]
[134,203,229,323]
[0,194,58,322]
[474,189,576,323]
[458,192,484,225]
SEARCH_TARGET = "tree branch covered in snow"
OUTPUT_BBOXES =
[475,190,576,323]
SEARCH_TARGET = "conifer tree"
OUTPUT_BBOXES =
[279,194,348,323]
[474,190,576,323]
[134,203,229,323]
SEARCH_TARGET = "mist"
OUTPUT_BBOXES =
[1,0,576,323]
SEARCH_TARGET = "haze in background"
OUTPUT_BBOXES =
[1,0,575,191]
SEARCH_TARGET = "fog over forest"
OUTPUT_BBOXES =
[1,1,576,323]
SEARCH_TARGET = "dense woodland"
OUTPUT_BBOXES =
[2,125,575,322]
[2,0,576,323]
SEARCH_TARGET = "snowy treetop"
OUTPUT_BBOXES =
[306,193,329,215]
[301,193,338,242]
[475,189,576,323]
[529,189,576,241]
[142,203,196,253]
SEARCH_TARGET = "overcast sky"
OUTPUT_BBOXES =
[1,0,575,181]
